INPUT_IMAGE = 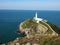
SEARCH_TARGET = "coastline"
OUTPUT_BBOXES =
[1,18,60,45]
[0,10,58,44]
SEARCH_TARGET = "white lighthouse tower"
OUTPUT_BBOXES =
[34,12,43,23]
[35,12,37,19]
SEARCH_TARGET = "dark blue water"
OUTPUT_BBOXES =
[0,10,60,43]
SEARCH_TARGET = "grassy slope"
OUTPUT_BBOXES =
[40,21,53,34]
[22,19,38,29]
[22,19,60,34]
[47,22,60,34]
[39,36,60,45]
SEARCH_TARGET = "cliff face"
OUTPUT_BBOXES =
[19,19,58,37]
[3,19,60,45]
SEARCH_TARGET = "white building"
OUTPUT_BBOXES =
[34,12,43,23]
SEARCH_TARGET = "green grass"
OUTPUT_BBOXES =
[22,19,38,29]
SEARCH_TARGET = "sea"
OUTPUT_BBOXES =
[0,10,60,43]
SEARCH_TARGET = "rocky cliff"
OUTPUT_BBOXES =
[1,19,60,45]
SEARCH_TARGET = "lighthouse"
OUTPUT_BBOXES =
[34,12,43,23]
[35,12,37,19]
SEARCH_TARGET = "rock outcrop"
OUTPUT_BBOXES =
[4,19,60,45]
[19,19,58,38]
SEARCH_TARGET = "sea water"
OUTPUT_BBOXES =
[0,10,60,43]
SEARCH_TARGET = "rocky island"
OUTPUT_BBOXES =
[19,12,58,37]
[1,12,60,45]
